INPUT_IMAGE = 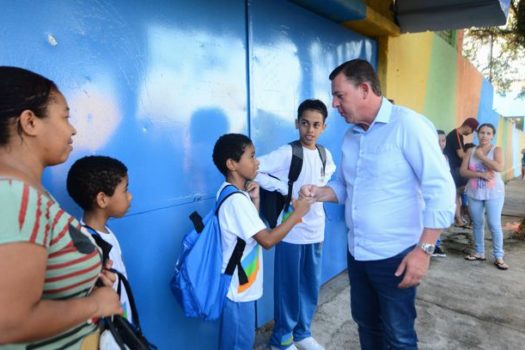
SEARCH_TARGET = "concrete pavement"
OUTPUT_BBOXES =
[255,178,525,350]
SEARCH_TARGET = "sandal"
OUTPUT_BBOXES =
[494,259,509,270]
[464,254,486,261]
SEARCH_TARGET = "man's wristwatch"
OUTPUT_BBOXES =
[417,242,435,256]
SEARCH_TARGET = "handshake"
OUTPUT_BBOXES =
[288,185,321,218]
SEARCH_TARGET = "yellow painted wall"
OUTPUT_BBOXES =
[382,32,433,114]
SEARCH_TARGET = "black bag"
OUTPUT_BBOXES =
[259,140,327,228]
[101,269,157,350]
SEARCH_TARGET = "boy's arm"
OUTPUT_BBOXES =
[245,181,260,211]
[219,189,309,249]
[252,198,311,249]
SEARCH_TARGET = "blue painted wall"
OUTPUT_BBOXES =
[248,0,376,326]
[474,78,499,145]
[477,79,499,128]
[0,0,375,348]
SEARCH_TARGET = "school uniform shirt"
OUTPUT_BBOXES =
[81,221,133,324]
[217,182,267,302]
[256,144,336,244]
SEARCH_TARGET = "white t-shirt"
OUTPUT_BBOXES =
[217,183,267,302]
[256,144,336,244]
[81,221,133,323]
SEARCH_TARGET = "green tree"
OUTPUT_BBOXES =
[463,0,525,97]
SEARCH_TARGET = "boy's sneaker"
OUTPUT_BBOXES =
[295,337,325,350]
[271,345,298,350]
[432,246,447,257]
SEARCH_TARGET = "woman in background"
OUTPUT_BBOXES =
[460,123,508,270]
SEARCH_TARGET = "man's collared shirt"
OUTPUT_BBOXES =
[328,98,455,261]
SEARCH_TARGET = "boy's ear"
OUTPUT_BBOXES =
[17,110,40,136]
[295,118,300,129]
[95,192,109,209]
[225,158,237,172]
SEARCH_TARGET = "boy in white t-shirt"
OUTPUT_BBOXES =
[256,99,336,350]
[66,156,134,323]
[212,133,312,350]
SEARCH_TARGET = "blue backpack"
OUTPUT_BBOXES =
[170,185,249,320]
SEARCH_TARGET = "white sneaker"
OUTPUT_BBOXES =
[295,337,325,350]
[270,345,298,350]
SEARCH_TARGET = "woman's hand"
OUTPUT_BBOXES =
[97,260,117,287]
[479,171,494,181]
[89,287,123,318]
[474,147,487,160]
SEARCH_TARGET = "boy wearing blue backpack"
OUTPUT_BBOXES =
[256,99,336,350]
[212,133,312,350]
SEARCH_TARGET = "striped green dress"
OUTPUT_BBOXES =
[0,179,102,349]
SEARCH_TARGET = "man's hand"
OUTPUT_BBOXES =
[299,184,318,201]
[299,184,338,203]
[394,248,431,288]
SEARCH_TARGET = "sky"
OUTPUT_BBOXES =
[493,90,525,116]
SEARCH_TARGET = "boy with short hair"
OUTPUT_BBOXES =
[66,155,133,322]
[212,133,311,350]
[256,99,336,350]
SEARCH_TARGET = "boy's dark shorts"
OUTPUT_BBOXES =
[451,167,467,189]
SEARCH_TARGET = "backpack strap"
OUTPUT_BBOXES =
[286,141,304,210]
[316,144,327,177]
[108,268,142,329]
[286,141,327,207]
[215,184,242,214]
[214,184,249,285]
[83,224,113,265]
[188,185,241,233]
[224,239,248,285]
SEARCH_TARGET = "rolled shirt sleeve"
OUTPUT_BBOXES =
[327,149,348,205]
[401,111,456,229]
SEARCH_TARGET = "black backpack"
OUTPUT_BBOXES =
[259,140,326,228]
[83,225,157,349]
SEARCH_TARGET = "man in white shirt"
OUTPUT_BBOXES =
[301,59,455,350]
